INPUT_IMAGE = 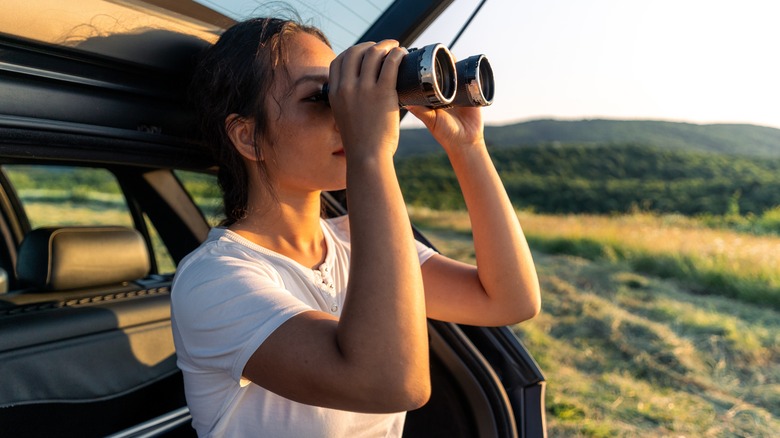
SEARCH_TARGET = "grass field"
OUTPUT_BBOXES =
[409,207,780,437]
[410,208,780,309]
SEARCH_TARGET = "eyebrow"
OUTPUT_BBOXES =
[293,74,329,88]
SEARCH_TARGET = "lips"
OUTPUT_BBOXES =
[332,149,345,156]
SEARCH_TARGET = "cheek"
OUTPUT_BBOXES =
[265,137,308,176]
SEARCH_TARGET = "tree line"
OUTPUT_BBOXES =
[395,143,780,216]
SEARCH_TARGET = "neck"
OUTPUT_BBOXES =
[230,188,326,268]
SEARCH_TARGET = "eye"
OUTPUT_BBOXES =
[305,89,329,105]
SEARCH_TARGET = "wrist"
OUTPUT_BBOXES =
[444,139,488,160]
[346,149,396,174]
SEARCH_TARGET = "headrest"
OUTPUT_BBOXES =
[16,226,151,291]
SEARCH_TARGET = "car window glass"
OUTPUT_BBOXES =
[2,165,174,274]
[197,0,395,54]
[175,170,224,227]
[3,165,134,229]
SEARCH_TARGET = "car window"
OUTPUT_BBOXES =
[2,164,174,274]
[175,170,224,227]
[4,165,133,228]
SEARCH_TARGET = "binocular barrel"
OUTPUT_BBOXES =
[453,54,494,107]
[320,43,494,108]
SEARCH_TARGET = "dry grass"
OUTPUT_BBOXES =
[409,207,780,308]
[411,208,780,437]
[409,207,780,279]
[519,212,780,284]
[24,202,133,228]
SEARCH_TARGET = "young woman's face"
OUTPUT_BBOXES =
[260,32,344,196]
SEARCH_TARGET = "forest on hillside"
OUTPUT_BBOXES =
[397,119,780,158]
[396,143,780,216]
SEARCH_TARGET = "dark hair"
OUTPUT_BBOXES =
[190,17,329,226]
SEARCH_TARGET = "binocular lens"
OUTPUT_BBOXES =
[453,54,494,107]
[397,43,456,108]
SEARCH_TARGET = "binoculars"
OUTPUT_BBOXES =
[321,43,494,108]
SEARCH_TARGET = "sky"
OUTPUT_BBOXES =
[409,0,780,129]
[202,0,780,129]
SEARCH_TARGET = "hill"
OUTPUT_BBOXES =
[396,143,780,215]
[398,119,780,158]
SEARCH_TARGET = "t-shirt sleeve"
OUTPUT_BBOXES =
[171,251,312,384]
[415,238,437,265]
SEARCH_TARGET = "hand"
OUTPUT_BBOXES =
[406,105,486,154]
[327,40,407,160]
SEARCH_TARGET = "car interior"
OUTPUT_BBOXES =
[0,1,546,436]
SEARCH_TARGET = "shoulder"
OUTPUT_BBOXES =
[171,228,311,345]
[171,228,286,307]
[178,228,281,278]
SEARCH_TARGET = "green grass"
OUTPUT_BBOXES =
[409,207,780,310]
[527,235,780,310]
[414,214,780,437]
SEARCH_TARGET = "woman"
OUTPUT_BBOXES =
[171,16,540,437]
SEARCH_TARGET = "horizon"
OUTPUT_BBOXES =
[403,116,780,130]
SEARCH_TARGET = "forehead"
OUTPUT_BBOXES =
[284,32,336,73]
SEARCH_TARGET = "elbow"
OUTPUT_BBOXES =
[517,275,542,322]
[501,283,542,325]
[497,301,539,326]
[517,284,542,323]
[398,380,432,411]
[519,294,541,322]
[344,355,431,412]
[380,371,431,412]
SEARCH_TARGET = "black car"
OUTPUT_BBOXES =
[0,1,545,436]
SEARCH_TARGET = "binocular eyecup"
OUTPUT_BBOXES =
[320,43,494,109]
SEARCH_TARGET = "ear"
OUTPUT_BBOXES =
[225,114,263,162]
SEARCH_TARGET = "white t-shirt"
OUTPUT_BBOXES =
[171,215,436,437]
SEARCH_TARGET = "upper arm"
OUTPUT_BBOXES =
[177,273,420,413]
[242,310,363,410]
[242,308,429,413]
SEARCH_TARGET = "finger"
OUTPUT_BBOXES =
[376,45,407,89]
[329,42,369,90]
[335,41,375,90]
[358,40,399,86]
[328,54,343,93]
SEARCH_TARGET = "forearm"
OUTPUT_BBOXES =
[339,154,429,404]
[447,144,541,322]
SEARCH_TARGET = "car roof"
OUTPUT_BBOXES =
[0,0,455,168]
[1,0,453,71]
